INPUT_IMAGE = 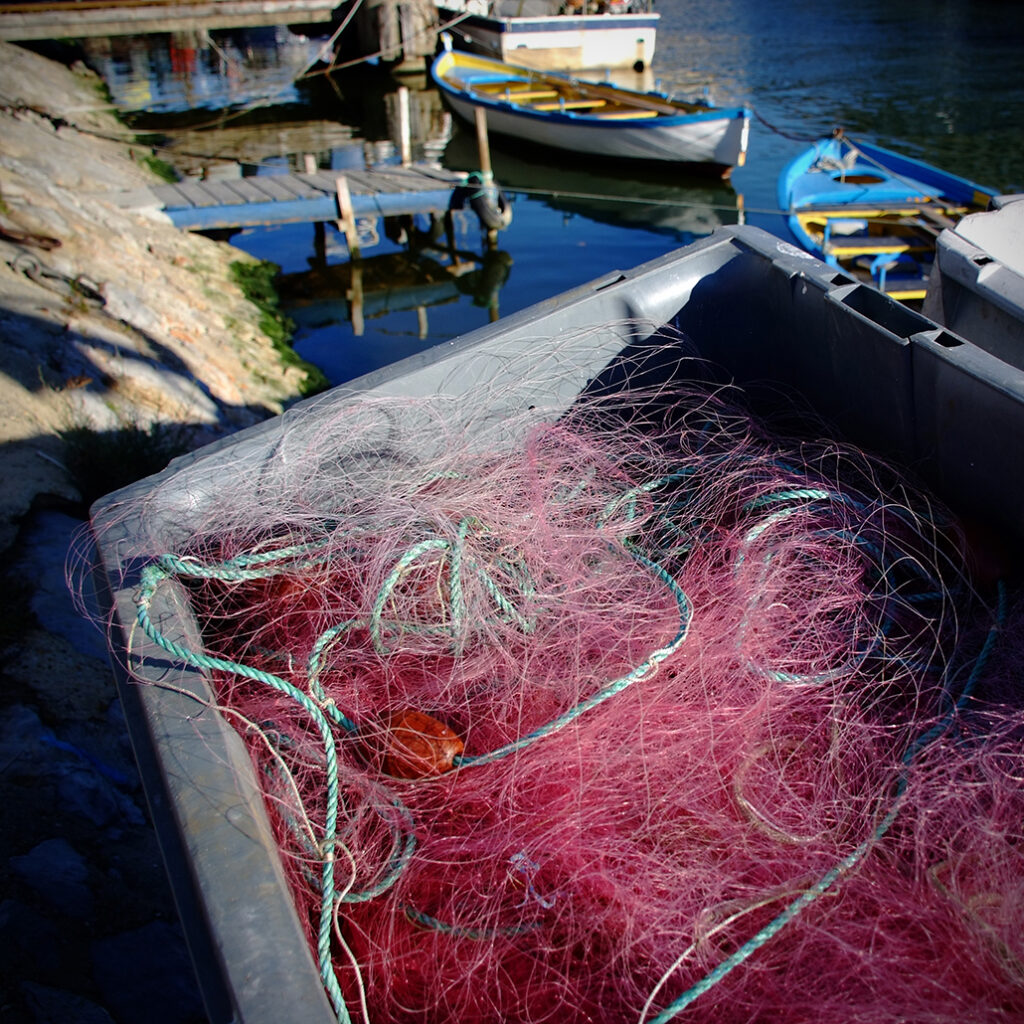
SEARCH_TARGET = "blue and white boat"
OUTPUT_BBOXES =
[431,42,750,175]
[780,133,998,302]
[436,0,658,73]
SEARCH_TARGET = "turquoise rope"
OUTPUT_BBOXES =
[135,562,352,1024]
[597,469,695,529]
[369,519,535,654]
[734,489,950,688]
[742,487,837,513]
[307,621,361,733]
[644,581,1006,1023]
[455,549,692,768]
[370,537,451,654]
[338,794,418,905]
[157,543,331,581]
[402,904,542,940]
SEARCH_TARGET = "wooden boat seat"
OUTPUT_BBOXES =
[473,77,536,90]
[916,204,961,231]
[884,284,928,301]
[595,109,660,120]
[498,89,560,102]
[825,235,931,258]
[531,99,607,111]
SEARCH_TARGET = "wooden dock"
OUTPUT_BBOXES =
[125,164,475,232]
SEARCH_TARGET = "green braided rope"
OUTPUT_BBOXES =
[369,520,535,655]
[644,581,1006,1023]
[742,487,836,512]
[370,537,451,654]
[597,469,695,529]
[338,794,418,905]
[135,563,352,1023]
[137,504,691,1017]
[157,543,331,581]
[402,904,542,941]
[479,555,536,632]
[307,621,360,733]
[736,490,952,687]
[448,519,470,653]
[455,548,691,769]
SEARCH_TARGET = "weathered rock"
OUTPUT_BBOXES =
[57,763,146,828]
[0,39,315,552]
[12,508,108,661]
[10,837,94,919]
[91,920,207,1024]
[22,981,117,1024]
[0,39,321,1024]
[0,703,53,773]
[0,898,65,984]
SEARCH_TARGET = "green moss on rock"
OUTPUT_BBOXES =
[229,259,329,397]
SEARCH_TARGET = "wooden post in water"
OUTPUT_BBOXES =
[474,106,493,185]
[473,106,500,244]
[348,259,364,336]
[398,86,412,167]
[335,175,360,259]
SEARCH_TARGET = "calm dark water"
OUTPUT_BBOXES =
[84,1,1024,386]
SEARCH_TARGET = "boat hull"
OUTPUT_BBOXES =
[443,88,746,165]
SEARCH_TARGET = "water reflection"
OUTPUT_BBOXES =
[279,215,511,335]
[142,59,455,175]
[82,27,328,115]
[441,121,743,243]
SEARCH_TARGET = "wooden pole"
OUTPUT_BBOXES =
[312,220,327,270]
[473,106,493,184]
[397,85,412,167]
[335,175,360,259]
[348,258,364,337]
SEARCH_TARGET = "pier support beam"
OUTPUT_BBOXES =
[355,0,438,71]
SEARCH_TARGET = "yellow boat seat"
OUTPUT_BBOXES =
[825,235,931,258]
[596,109,660,120]
[531,99,607,111]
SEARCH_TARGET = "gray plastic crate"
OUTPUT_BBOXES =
[922,194,1024,368]
[89,225,1024,1024]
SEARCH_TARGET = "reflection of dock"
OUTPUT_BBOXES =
[280,214,511,335]
[159,122,358,177]
[442,121,741,242]
[0,0,340,41]
[125,164,474,231]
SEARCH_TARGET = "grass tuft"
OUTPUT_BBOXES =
[59,419,196,509]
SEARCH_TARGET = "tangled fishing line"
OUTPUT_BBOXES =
[98,358,1023,1024]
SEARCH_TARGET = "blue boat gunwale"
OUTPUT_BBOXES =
[779,135,999,213]
[778,134,1000,271]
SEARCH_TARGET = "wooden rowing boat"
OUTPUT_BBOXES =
[779,133,998,302]
[431,40,750,174]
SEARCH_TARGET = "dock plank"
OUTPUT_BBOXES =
[140,163,476,231]
[211,178,285,205]
[267,174,324,200]
[237,176,312,202]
